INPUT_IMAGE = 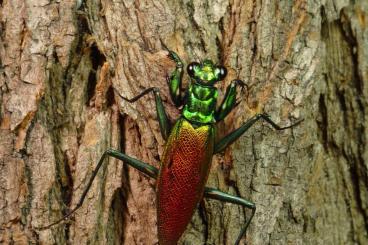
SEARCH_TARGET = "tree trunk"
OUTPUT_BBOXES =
[0,0,367,244]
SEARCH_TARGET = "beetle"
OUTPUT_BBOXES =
[39,47,301,245]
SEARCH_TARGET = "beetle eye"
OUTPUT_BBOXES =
[187,62,199,77]
[218,67,227,80]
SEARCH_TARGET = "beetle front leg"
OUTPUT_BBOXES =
[215,114,303,153]
[37,149,159,230]
[215,79,247,122]
[165,49,184,107]
[116,87,171,140]
[204,187,256,245]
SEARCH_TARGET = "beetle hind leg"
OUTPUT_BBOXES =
[36,149,159,230]
[204,187,256,245]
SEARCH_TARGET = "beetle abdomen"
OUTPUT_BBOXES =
[157,118,214,245]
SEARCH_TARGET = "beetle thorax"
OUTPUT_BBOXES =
[182,82,218,124]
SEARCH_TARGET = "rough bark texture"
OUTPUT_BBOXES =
[0,0,367,244]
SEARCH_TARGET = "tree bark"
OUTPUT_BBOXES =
[0,0,367,244]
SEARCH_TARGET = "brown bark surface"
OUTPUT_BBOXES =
[0,0,367,244]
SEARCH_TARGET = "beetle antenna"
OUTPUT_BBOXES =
[192,50,201,63]
[160,38,170,52]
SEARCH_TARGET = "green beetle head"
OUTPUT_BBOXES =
[187,59,227,85]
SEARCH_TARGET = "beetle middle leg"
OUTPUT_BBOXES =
[214,114,303,153]
[116,87,171,140]
[204,187,256,245]
[37,149,159,230]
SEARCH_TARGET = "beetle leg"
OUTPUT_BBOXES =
[165,49,184,107]
[214,114,303,153]
[204,187,255,245]
[215,79,248,122]
[116,87,171,140]
[37,148,159,230]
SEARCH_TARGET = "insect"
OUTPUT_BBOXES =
[39,47,301,245]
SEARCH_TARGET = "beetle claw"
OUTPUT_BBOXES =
[167,51,175,60]
[236,80,248,92]
[166,74,171,85]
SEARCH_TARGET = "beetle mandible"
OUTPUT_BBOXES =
[40,46,302,245]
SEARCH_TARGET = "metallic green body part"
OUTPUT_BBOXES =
[183,83,218,124]
[192,59,222,84]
